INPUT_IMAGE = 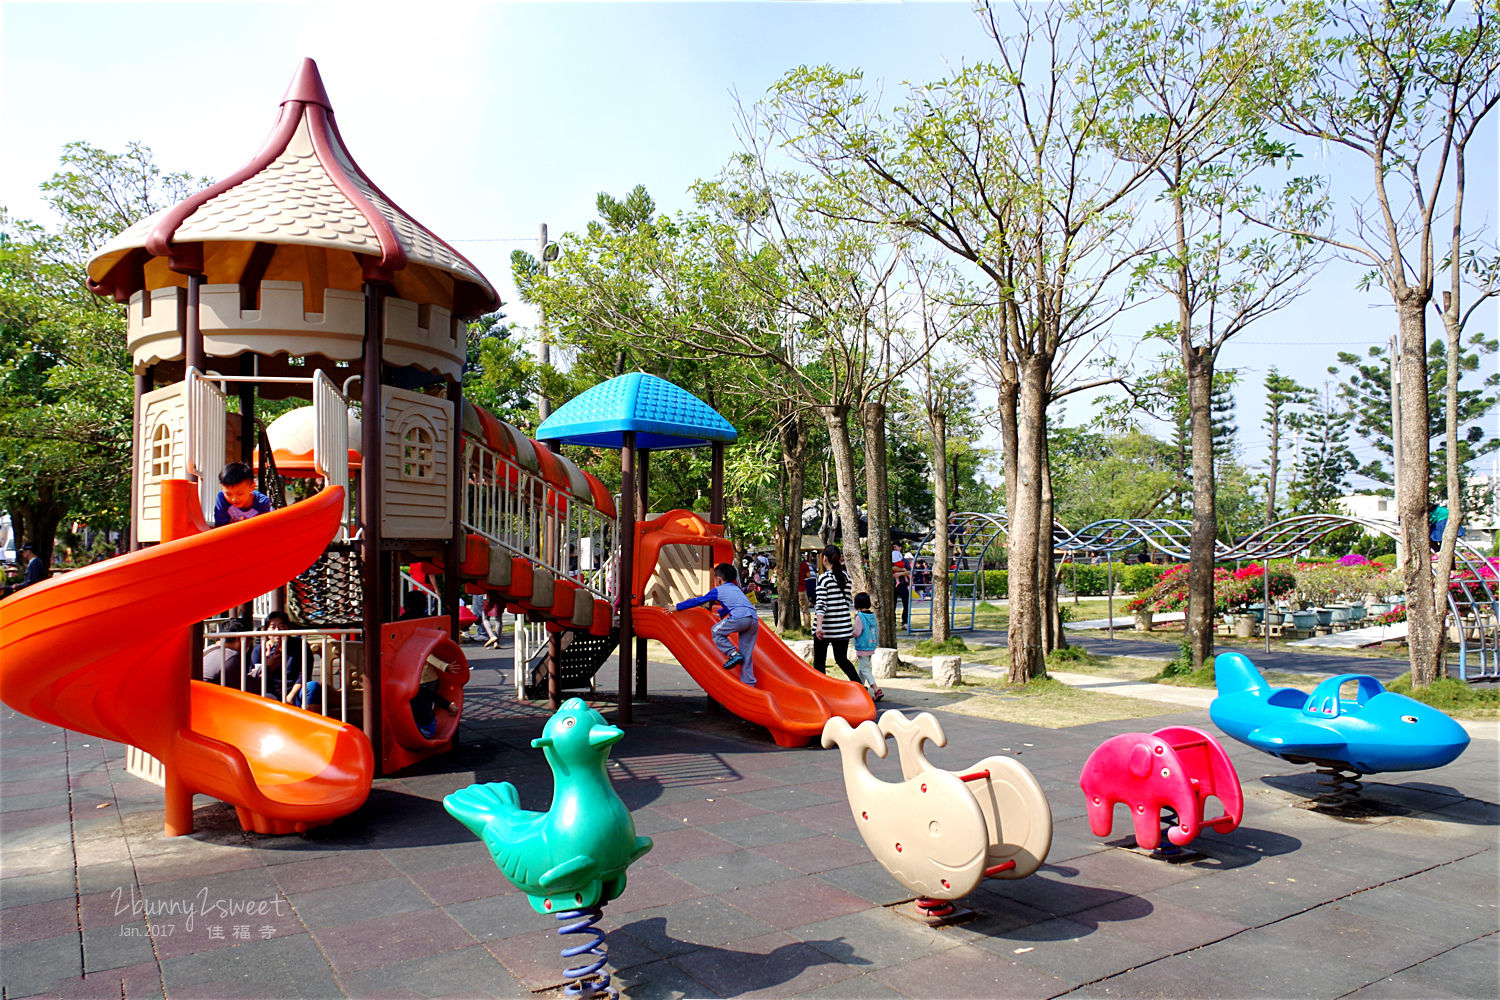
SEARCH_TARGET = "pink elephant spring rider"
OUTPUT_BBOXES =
[1079,726,1243,855]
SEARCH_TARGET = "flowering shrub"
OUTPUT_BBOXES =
[1125,563,1294,615]
[1376,603,1407,625]
[1293,563,1392,606]
[1338,552,1373,566]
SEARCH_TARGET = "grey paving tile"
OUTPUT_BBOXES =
[159,931,340,998]
[1336,880,1500,939]
[619,957,723,999]
[0,930,83,996]
[340,942,524,999]
[731,786,837,812]
[702,812,820,849]
[288,875,431,930]
[614,897,778,958]
[82,921,159,976]
[669,929,862,998]
[874,941,1068,999]
[313,908,473,974]
[0,868,78,909]
[812,860,912,906]
[664,849,798,894]
[789,908,957,971]
[1070,951,1264,999]
[796,973,907,998]
[444,890,543,943]
[751,834,867,876]
[1383,932,1500,998]
[1178,930,1388,999]
[719,875,872,930]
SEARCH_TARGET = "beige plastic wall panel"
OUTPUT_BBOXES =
[136,383,190,543]
[642,542,712,607]
[498,422,540,472]
[199,281,364,362]
[127,287,187,368]
[323,136,488,288]
[173,118,383,257]
[382,297,462,380]
[381,387,454,539]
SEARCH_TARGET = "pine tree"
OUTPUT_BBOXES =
[1327,334,1499,506]
[1262,369,1314,523]
[1287,387,1359,514]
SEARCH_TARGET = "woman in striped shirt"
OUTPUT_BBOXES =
[813,545,863,685]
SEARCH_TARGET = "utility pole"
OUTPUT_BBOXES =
[1390,333,1404,567]
[537,222,552,423]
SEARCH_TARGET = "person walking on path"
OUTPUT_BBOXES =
[813,545,863,686]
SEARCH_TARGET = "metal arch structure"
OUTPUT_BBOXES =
[910,511,1497,679]
[907,512,1072,635]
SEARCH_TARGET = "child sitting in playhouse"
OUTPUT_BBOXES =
[675,562,759,686]
[214,462,272,526]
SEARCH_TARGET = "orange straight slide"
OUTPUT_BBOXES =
[632,605,875,747]
[0,480,373,836]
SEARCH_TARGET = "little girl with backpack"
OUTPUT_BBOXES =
[851,592,884,702]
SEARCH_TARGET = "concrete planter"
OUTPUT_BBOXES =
[1132,612,1153,632]
[1234,616,1256,638]
[932,655,963,688]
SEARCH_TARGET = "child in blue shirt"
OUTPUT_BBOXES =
[214,462,273,526]
[675,562,759,686]
[851,592,883,701]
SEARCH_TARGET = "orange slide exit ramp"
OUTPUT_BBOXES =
[0,480,373,836]
[632,605,875,747]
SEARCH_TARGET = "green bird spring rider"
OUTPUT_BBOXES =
[445,698,652,998]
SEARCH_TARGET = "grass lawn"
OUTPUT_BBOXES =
[880,672,1173,728]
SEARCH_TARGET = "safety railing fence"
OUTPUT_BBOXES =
[514,617,551,699]
[462,438,616,602]
[199,625,363,724]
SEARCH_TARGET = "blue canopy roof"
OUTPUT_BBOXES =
[535,372,739,450]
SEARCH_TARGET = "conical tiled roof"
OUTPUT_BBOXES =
[87,58,497,315]
[536,373,738,450]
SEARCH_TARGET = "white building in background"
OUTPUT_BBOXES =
[1338,477,1497,551]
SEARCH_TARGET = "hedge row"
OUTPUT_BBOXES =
[943,562,1177,598]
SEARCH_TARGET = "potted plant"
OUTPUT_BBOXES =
[1125,594,1153,631]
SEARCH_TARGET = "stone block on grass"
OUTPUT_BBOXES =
[871,648,900,679]
[932,655,962,687]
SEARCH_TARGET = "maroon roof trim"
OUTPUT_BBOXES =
[143,101,305,260]
[304,103,407,280]
[281,57,332,111]
[322,115,501,315]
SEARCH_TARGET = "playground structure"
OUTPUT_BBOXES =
[909,511,1497,680]
[822,710,1051,924]
[0,60,876,838]
[1210,651,1471,809]
[1079,726,1243,855]
[446,698,653,998]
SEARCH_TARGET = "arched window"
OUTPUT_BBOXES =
[150,422,173,478]
[401,421,435,481]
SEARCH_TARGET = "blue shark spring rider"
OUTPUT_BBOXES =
[445,699,652,998]
[1210,652,1470,809]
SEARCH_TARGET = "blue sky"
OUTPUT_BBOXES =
[4,1,1496,490]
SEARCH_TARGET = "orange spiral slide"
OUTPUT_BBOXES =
[0,480,373,836]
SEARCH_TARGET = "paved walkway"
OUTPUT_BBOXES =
[3,640,1496,999]
[1291,622,1409,649]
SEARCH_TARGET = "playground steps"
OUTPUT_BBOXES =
[524,627,621,699]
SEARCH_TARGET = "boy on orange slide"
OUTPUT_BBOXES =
[675,562,759,686]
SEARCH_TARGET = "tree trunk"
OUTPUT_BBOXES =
[1007,357,1048,684]
[1040,426,1065,652]
[777,412,809,631]
[1186,345,1217,672]
[1265,405,1280,525]
[860,398,896,647]
[821,404,868,595]
[1428,298,1465,681]
[1395,299,1441,686]
[12,482,66,583]
[930,409,951,644]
